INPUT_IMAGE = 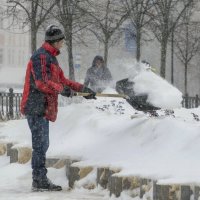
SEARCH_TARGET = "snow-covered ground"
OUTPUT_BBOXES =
[0,63,200,199]
[1,99,200,199]
[0,155,110,200]
[2,97,200,181]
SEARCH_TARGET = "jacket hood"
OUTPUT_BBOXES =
[92,55,104,67]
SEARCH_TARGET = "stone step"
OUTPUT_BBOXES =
[76,165,200,199]
[109,175,141,198]
[45,157,78,169]
[6,143,32,164]
[0,142,14,156]
[0,143,7,155]
[68,165,94,189]
[2,143,200,199]
[97,167,121,189]
[153,183,200,200]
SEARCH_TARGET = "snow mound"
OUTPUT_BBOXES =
[1,94,200,185]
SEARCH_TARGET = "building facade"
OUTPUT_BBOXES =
[0,1,30,90]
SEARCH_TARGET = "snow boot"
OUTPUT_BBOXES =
[32,178,62,192]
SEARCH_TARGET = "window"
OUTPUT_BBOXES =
[11,49,14,64]
[8,49,11,64]
[18,50,21,65]
[0,48,3,64]
[124,23,136,53]
[0,18,3,29]
[0,34,5,46]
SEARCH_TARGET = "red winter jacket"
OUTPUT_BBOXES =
[20,42,83,122]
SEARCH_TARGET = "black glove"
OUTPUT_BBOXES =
[60,86,74,97]
[81,86,96,99]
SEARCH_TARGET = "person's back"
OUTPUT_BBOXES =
[84,55,112,93]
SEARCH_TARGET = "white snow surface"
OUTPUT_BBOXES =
[124,63,183,109]
[0,156,108,200]
[0,93,200,186]
[0,64,198,199]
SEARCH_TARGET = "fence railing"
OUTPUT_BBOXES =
[182,94,200,109]
[0,88,22,121]
[0,89,200,121]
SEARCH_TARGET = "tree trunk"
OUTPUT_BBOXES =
[136,28,141,62]
[67,38,75,81]
[65,12,75,81]
[104,37,109,66]
[171,31,174,84]
[30,2,37,53]
[160,38,168,78]
[31,28,37,53]
[184,23,189,95]
[30,16,37,53]
[184,62,188,95]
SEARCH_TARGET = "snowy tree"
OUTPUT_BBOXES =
[51,0,89,81]
[121,0,154,61]
[174,5,200,95]
[82,0,129,66]
[7,0,57,52]
[149,0,193,78]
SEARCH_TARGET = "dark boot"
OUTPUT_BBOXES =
[32,177,62,191]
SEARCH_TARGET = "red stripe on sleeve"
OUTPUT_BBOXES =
[59,68,83,91]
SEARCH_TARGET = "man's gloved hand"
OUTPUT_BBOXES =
[81,86,96,99]
[60,86,74,97]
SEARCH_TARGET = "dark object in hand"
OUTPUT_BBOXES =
[61,86,74,97]
[82,86,96,99]
[116,78,160,111]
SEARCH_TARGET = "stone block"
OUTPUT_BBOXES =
[152,181,157,199]
[122,176,140,190]
[169,185,180,200]
[97,167,121,190]
[153,183,190,200]
[53,159,67,169]
[68,166,80,188]
[8,146,32,164]
[9,148,18,163]
[153,182,170,200]
[180,185,192,200]
[66,159,79,178]
[109,175,123,197]
[68,165,93,189]
[46,158,78,170]
[79,166,93,179]
[46,158,60,168]
[97,167,112,189]
[0,143,6,155]
[194,186,200,200]
[6,143,13,156]
[140,178,152,198]
[17,147,32,164]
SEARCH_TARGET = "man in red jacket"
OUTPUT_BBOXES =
[21,25,96,191]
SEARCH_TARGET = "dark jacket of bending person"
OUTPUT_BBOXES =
[84,55,112,93]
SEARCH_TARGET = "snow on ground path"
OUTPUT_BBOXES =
[0,156,109,200]
[0,190,108,200]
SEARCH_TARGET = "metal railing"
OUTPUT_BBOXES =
[0,88,22,121]
[182,94,200,109]
[0,88,199,121]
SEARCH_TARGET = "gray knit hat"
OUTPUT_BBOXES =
[45,25,65,42]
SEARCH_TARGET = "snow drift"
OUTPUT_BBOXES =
[0,96,200,185]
